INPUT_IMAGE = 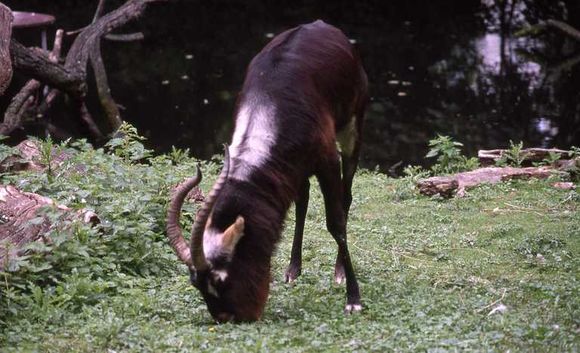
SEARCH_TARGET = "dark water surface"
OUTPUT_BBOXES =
[5,0,580,172]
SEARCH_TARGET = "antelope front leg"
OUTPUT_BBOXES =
[285,179,310,282]
[335,125,363,285]
[316,157,362,314]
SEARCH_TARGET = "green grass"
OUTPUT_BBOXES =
[0,140,578,352]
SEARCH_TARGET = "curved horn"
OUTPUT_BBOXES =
[190,145,231,272]
[165,167,202,267]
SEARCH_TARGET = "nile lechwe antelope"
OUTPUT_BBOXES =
[166,20,368,322]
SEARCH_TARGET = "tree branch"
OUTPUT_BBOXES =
[546,19,580,42]
[3,0,168,138]
[10,40,86,98]
[1,30,65,136]
[90,40,122,130]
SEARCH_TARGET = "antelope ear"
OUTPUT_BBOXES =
[221,216,245,255]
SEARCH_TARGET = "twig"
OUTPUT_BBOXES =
[546,19,580,42]
[79,102,104,140]
[66,0,108,36]
[1,80,41,134]
[438,247,493,257]
[476,288,507,313]
[504,202,551,216]
[49,29,64,62]
[92,0,108,23]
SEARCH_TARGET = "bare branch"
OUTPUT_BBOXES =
[3,0,168,138]
[10,40,86,98]
[0,80,41,135]
[106,32,145,41]
[92,0,108,23]
[2,29,66,136]
[49,29,64,62]
[546,19,580,42]
[89,40,122,129]
[79,102,104,140]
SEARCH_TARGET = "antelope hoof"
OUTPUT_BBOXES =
[284,264,301,283]
[344,303,363,314]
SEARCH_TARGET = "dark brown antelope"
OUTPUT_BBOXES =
[166,20,368,323]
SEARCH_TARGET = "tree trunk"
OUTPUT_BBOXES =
[0,3,13,95]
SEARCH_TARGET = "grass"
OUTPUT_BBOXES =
[0,139,578,352]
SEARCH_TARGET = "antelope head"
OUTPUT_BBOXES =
[165,147,269,322]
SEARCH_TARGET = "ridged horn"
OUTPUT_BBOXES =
[165,167,202,268]
[190,145,231,272]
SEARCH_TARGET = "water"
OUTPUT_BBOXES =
[5,0,580,173]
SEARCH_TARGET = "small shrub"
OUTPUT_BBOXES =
[426,135,479,174]
[0,129,205,322]
[403,165,430,180]
[497,140,524,167]
[105,122,152,162]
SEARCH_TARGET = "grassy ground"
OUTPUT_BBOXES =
[0,139,578,352]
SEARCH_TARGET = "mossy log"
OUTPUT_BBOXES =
[0,185,99,270]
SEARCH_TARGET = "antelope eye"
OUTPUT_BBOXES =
[189,271,198,286]
[206,280,220,297]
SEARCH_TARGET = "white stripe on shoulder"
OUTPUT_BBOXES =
[230,97,277,180]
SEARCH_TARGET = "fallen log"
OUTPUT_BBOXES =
[478,148,572,166]
[0,139,72,173]
[417,165,575,198]
[0,184,99,270]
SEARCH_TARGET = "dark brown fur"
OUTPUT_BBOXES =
[190,20,367,322]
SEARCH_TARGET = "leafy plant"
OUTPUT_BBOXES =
[0,136,16,162]
[105,122,152,162]
[543,151,562,166]
[0,133,202,322]
[426,135,479,174]
[497,140,525,167]
[169,146,191,165]
[403,165,429,180]
[38,136,56,183]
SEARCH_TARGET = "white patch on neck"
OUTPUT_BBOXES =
[229,97,277,180]
[213,269,228,282]
[202,227,237,264]
[203,226,223,260]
